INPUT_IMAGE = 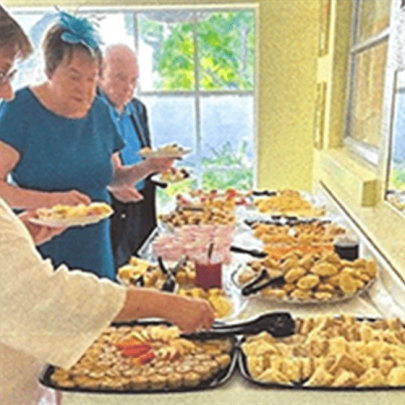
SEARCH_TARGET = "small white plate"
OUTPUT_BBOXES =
[138,148,192,159]
[29,211,113,228]
[151,172,194,185]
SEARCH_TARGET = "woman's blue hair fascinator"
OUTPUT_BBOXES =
[58,10,101,54]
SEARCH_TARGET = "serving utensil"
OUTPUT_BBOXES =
[171,255,188,276]
[241,274,286,296]
[183,312,295,339]
[252,190,277,197]
[158,256,188,293]
[230,245,267,259]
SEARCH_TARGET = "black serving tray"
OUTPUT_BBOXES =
[237,316,405,391]
[39,319,238,394]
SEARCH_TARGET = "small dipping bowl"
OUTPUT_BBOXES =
[334,234,359,261]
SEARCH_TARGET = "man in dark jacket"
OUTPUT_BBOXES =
[99,44,172,269]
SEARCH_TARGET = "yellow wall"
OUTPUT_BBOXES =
[4,0,320,192]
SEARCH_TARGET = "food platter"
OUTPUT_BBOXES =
[238,315,405,390]
[245,189,327,219]
[39,320,238,394]
[230,252,377,305]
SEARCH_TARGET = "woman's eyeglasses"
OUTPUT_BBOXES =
[0,68,17,85]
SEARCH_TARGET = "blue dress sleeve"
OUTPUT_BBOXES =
[0,90,29,153]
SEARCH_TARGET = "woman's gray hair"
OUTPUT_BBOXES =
[43,25,102,77]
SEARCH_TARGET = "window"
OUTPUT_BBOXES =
[346,0,405,214]
[11,7,257,201]
[135,9,256,197]
[345,0,392,165]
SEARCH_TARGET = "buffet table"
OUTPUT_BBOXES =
[59,187,405,404]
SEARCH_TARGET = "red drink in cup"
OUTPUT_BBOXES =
[194,253,223,289]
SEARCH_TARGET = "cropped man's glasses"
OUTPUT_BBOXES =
[0,68,17,85]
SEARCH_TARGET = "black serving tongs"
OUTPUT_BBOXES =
[158,256,188,293]
[230,245,268,259]
[157,256,176,292]
[252,190,277,197]
[183,312,295,339]
[179,205,205,212]
[240,269,286,296]
[171,255,188,276]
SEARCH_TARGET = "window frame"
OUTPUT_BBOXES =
[131,7,257,187]
[344,0,393,167]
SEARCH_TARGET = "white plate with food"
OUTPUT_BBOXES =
[29,202,114,228]
[138,144,192,159]
[151,168,194,184]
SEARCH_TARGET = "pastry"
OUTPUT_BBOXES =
[257,368,290,385]
[216,353,232,369]
[387,366,405,386]
[242,315,405,388]
[305,366,334,386]
[193,364,212,379]
[148,374,167,390]
[166,372,183,388]
[183,371,201,387]
[356,368,386,387]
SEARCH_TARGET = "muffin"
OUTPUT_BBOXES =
[215,353,232,370]
[167,372,183,389]
[148,374,167,390]
[122,367,142,378]
[183,371,201,387]
[131,374,149,390]
[193,364,212,380]
[203,359,220,374]
[175,363,193,375]
[194,353,212,362]
[156,365,174,376]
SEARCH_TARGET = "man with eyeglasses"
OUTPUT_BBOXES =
[98,44,173,270]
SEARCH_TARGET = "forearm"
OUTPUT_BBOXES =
[115,287,215,333]
[0,180,52,210]
[114,287,173,322]
[110,160,155,188]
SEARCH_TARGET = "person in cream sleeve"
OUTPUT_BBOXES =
[0,6,214,405]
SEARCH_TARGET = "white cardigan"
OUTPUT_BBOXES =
[0,198,126,405]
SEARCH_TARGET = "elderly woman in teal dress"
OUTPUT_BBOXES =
[0,12,174,280]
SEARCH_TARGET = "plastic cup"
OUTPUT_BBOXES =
[194,254,223,289]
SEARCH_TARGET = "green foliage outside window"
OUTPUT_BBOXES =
[139,11,255,91]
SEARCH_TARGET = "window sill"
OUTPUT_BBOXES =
[314,148,378,207]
